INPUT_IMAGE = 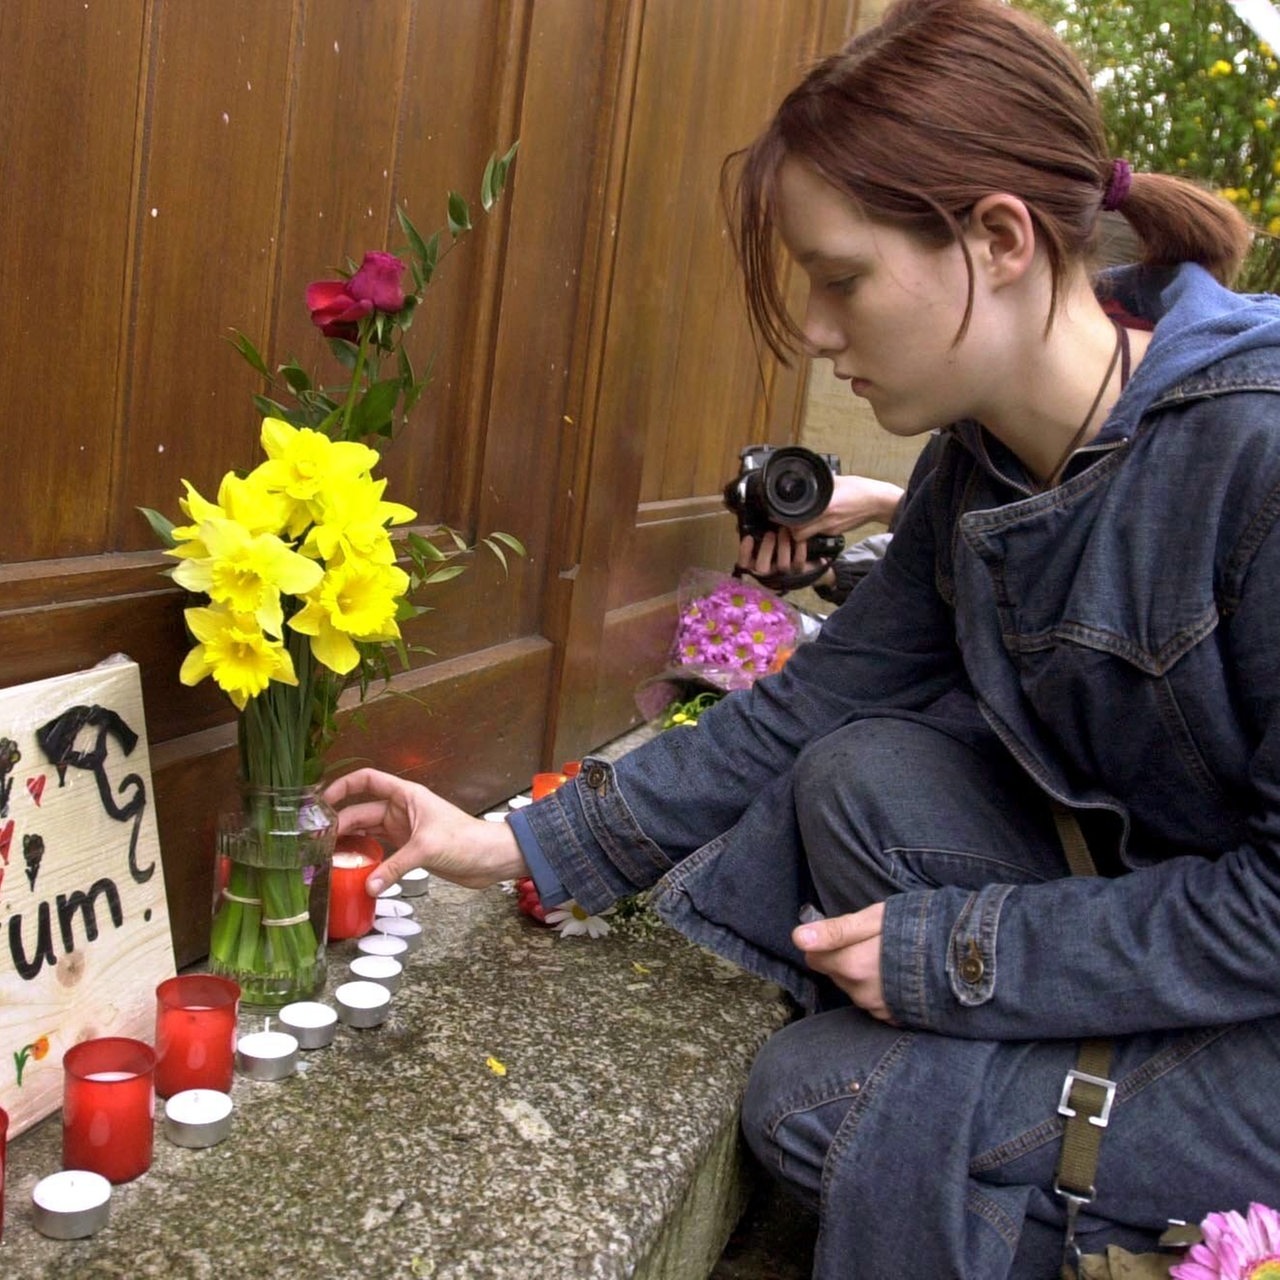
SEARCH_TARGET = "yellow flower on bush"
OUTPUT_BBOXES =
[255,418,381,537]
[179,605,299,709]
[171,517,323,637]
[1208,58,1233,77]
[289,559,410,674]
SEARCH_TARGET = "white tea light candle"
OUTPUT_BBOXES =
[349,954,403,994]
[277,1001,338,1050]
[31,1170,112,1239]
[372,917,423,952]
[356,933,409,960]
[235,1029,299,1081]
[376,882,403,899]
[374,898,414,919]
[399,867,431,898]
[335,980,392,1029]
[163,1089,233,1148]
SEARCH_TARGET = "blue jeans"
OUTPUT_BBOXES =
[739,717,1280,1278]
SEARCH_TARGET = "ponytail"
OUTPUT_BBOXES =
[1115,172,1253,287]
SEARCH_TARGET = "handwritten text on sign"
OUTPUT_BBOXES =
[0,658,174,1138]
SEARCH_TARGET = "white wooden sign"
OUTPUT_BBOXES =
[0,656,175,1138]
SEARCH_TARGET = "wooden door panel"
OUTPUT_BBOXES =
[114,1,297,551]
[549,0,851,763]
[0,1,145,561]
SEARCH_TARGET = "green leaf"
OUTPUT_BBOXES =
[422,565,468,586]
[227,329,271,378]
[481,154,497,212]
[138,506,177,548]
[279,361,312,394]
[482,537,510,574]
[252,394,303,423]
[422,230,441,284]
[328,337,360,370]
[349,378,402,439]
[447,192,472,238]
[487,530,527,556]
[397,205,431,265]
[408,531,445,562]
[494,140,520,196]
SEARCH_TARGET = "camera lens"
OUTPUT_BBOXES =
[762,447,833,524]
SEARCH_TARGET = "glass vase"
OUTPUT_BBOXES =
[208,784,335,1008]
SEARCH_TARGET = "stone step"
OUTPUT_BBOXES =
[3,732,793,1279]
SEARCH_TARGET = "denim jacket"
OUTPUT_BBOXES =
[522,263,1280,1041]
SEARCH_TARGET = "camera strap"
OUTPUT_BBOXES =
[732,560,833,594]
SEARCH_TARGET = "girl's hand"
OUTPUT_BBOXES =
[793,904,894,1022]
[324,767,527,894]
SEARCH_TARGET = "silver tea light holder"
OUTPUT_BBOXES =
[277,1001,338,1050]
[31,1170,112,1240]
[164,1089,234,1148]
[335,979,392,1029]
[235,1020,299,1081]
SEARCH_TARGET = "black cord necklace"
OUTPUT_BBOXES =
[1036,319,1130,491]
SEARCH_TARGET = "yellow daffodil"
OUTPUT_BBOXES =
[170,472,293,558]
[289,559,410,674]
[301,474,416,565]
[253,418,381,537]
[179,605,298,710]
[171,517,323,636]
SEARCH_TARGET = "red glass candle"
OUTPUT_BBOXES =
[154,974,240,1098]
[62,1038,156,1184]
[1,1104,9,1243]
[531,772,569,801]
[328,834,383,941]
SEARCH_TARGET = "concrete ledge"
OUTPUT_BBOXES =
[4,872,790,1277]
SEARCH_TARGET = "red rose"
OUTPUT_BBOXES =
[305,280,372,339]
[305,252,404,340]
[347,251,406,313]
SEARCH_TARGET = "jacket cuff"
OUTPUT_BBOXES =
[880,883,1013,1029]
[505,809,571,907]
[520,757,674,915]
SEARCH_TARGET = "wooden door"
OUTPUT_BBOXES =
[0,0,862,964]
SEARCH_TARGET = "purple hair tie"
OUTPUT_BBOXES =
[1102,158,1132,211]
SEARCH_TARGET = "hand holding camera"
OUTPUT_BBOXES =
[725,445,906,595]
[724,445,847,560]
[725,445,845,591]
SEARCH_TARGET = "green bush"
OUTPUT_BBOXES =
[1019,0,1280,291]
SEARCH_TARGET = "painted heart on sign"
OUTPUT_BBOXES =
[0,817,13,864]
[26,775,45,806]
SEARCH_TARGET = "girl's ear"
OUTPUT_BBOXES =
[967,193,1037,289]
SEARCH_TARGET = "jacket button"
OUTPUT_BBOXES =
[584,763,607,789]
[959,941,984,985]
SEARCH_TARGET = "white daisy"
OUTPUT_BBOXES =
[544,901,613,939]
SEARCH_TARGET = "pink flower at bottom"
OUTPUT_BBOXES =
[1172,1203,1280,1280]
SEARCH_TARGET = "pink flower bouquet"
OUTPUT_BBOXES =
[635,568,802,721]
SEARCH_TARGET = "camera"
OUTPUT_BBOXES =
[723,445,846,560]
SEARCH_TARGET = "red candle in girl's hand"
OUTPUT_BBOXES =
[328,835,383,940]
[154,975,239,1098]
[62,1038,156,1184]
